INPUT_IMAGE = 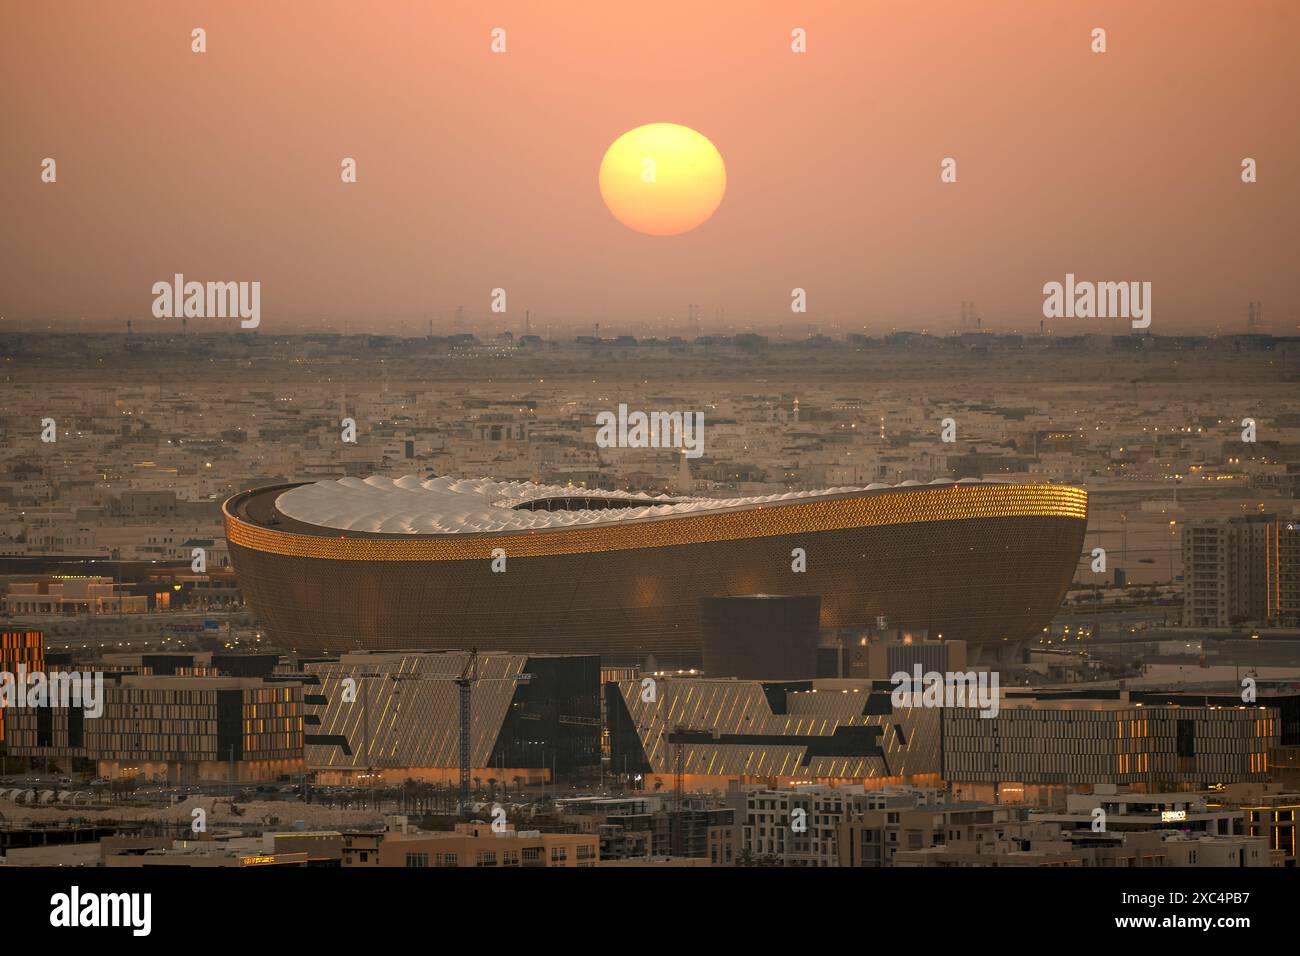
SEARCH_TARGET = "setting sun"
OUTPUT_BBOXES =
[598,123,727,236]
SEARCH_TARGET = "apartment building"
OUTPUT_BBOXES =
[892,825,1273,867]
[836,798,1022,867]
[4,675,304,782]
[2,577,148,615]
[1182,514,1297,627]
[944,701,1279,790]
[377,822,598,868]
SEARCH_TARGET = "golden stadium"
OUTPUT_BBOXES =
[224,476,1087,666]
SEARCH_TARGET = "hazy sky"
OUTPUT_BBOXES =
[3,0,1297,335]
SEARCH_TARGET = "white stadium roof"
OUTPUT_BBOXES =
[274,474,1000,535]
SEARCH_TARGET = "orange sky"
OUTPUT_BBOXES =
[2,0,1297,335]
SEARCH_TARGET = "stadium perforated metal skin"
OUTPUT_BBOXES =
[225,479,1087,667]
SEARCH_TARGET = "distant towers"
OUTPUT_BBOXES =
[1247,301,1263,331]
[685,303,705,338]
[524,309,531,337]
[126,319,133,335]
[454,305,464,333]
[959,300,981,331]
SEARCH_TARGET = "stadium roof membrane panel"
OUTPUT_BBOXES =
[273,474,1007,535]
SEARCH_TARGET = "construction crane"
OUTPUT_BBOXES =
[672,726,687,812]
[666,725,718,857]
[385,650,528,816]
[456,648,478,812]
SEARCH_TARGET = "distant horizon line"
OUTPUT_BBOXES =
[1,327,1295,341]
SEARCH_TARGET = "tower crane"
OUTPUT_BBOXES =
[456,648,478,811]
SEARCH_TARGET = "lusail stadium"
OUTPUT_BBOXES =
[224,476,1087,666]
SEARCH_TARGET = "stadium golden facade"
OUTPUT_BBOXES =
[224,477,1087,666]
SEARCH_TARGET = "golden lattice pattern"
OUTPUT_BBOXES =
[225,483,1087,561]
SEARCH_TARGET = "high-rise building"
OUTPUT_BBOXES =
[1280,520,1300,626]
[1182,515,1291,627]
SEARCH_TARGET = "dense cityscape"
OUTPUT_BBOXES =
[0,332,1296,878]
